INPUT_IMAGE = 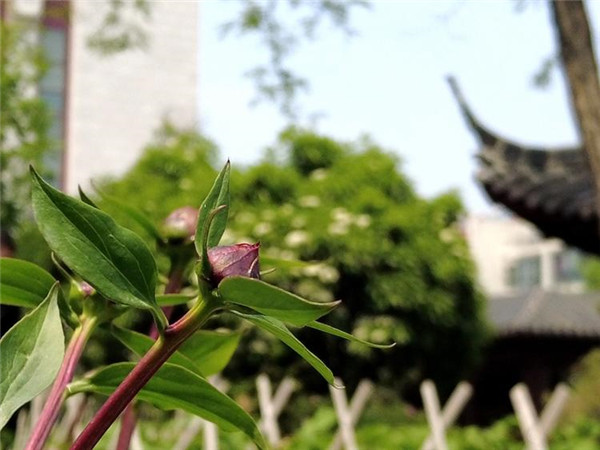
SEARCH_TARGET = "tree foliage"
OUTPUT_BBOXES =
[0,22,52,240]
[103,126,488,396]
[581,256,600,290]
[220,0,368,117]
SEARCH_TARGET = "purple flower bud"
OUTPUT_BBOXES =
[208,243,260,284]
[80,281,95,297]
[162,206,199,242]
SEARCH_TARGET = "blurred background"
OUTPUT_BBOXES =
[2,0,600,448]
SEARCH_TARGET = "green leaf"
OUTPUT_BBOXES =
[111,327,241,377]
[156,293,195,307]
[178,330,242,376]
[0,284,65,430]
[195,161,231,253]
[30,168,167,331]
[260,255,312,271]
[307,321,396,349]
[234,311,339,386]
[219,276,340,327]
[94,187,162,241]
[68,363,266,449]
[0,258,56,307]
[195,161,230,279]
[78,186,98,208]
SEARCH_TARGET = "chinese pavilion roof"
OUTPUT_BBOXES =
[489,289,600,338]
[448,77,599,255]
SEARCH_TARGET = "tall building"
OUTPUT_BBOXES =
[3,0,199,193]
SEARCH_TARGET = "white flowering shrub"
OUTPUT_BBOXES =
[102,125,487,396]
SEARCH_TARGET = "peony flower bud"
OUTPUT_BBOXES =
[79,281,95,298]
[162,206,199,243]
[207,243,260,285]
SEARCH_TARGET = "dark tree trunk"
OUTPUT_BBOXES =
[551,0,600,231]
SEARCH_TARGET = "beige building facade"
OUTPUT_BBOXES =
[463,214,584,296]
[4,0,199,193]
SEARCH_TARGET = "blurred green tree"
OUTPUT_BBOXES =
[581,256,600,290]
[102,126,488,397]
[0,21,53,261]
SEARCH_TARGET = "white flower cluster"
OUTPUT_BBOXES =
[299,195,321,208]
[253,222,272,236]
[302,263,339,284]
[310,168,328,181]
[285,230,310,248]
[328,207,371,235]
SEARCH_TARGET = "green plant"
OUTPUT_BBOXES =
[0,162,391,449]
[562,348,600,423]
[102,126,488,398]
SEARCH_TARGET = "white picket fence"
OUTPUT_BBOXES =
[12,375,570,450]
[166,375,570,450]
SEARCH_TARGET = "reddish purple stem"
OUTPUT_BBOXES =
[25,317,97,450]
[71,297,217,450]
[115,267,184,450]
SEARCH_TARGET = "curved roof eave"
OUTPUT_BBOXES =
[448,76,599,255]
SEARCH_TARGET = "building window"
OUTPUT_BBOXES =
[553,249,582,283]
[40,0,69,186]
[508,255,541,289]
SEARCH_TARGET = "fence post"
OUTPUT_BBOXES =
[173,376,229,450]
[539,383,570,437]
[510,383,547,450]
[256,374,296,446]
[510,382,570,450]
[420,380,448,450]
[421,381,472,450]
[329,378,373,450]
[329,379,373,450]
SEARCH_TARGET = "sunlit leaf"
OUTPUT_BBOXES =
[31,168,166,331]
[156,293,195,307]
[195,161,230,278]
[178,330,242,376]
[111,327,241,376]
[220,276,340,326]
[78,186,98,208]
[68,363,266,449]
[234,311,339,386]
[0,284,64,430]
[307,321,396,348]
[94,187,162,241]
[0,258,55,308]
[260,255,311,271]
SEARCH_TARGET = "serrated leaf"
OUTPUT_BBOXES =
[195,162,230,280]
[68,363,266,449]
[111,327,240,377]
[0,258,56,308]
[306,321,396,348]
[30,168,166,331]
[233,311,338,386]
[219,276,340,327]
[0,284,65,430]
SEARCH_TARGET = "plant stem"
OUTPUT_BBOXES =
[71,296,219,450]
[115,263,185,450]
[115,405,137,450]
[25,316,98,450]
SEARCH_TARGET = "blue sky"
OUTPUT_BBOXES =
[199,1,600,213]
